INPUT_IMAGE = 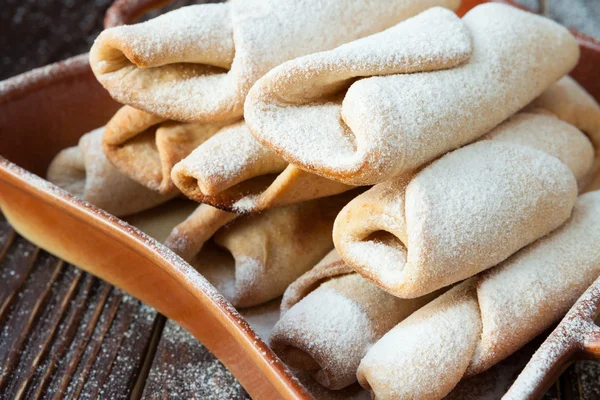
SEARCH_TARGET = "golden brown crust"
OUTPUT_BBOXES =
[164,204,237,261]
[104,105,226,194]
[171,122,354,213]
[47,127,172,216]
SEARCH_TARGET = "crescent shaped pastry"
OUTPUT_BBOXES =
[357,190,600,400]
[334,113,591,298]
[171,122,353,213]
[269,250,436,390]
[90,0,460,122]
[168,192,356,308]
[47,128,173,217]
[103,106,228,194]
[245,4,579,185]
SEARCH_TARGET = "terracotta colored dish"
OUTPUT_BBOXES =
[0,1,599,398]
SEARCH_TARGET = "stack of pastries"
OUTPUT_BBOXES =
[46,0,600,398]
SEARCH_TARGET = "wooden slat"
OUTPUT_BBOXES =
[78,295,158,399]
[0,226,158,399]
[561,361,600,400]
[0,249,60,389]
[2,263,83,399]
[0,237,40,319]
[64,288,124,399]
[0,217,15,259]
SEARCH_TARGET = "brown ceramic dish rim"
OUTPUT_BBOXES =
[1,0,599,399]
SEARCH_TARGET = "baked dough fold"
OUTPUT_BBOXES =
[245,4,579,185]
[529,76,600,191]
[103,106,227,194]
[91,0,460,122]
[167,193,356,307]
[334,112,590,298]
[358,190,600,400]
[47,128,172,216]
[270,250,434,390]
[171,122,353,213]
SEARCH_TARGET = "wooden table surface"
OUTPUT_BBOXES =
[2,0,600,399]
[0,213,250,399]
[2,212,600,400]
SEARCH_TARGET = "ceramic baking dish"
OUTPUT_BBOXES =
[1,0,599,398]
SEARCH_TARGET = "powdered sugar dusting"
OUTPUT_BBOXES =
[356,192,600,399]
[357,283,481,399]
[246,3,578,185]
[92,0,461,122]
[231,195,259,213]
[471,191,600,373]
[247,7,472,184]
[346,240,407,286]
[172,122,286,196]
[338,139,577,298]
[148,320,248,399]
[271,289,376,389]
[91,3,238,122]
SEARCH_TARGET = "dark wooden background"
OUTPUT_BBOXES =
[1,1,600,399]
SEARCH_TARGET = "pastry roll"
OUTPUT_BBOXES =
[269,250,435,390]
[90,0,460,123]
[334,112,592,298]
[47,128,172,217]
[357,190,600,400]
[529,76,600,191]
[187,193,354,307]
[103,106,227,194]
[171,122,353,213]
[245,4,579,185]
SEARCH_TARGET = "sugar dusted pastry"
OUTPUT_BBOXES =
[185,193,355,307]
[334,112,592,298]
[357,191,600,400]
[103,106,227,194]
[171,122,353,213]
[482,111,594,186]
[529,76,600,191]
[245,4,579,185]
[269,250,435,390]
[90,0,460,123]
[47,128,172,217]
